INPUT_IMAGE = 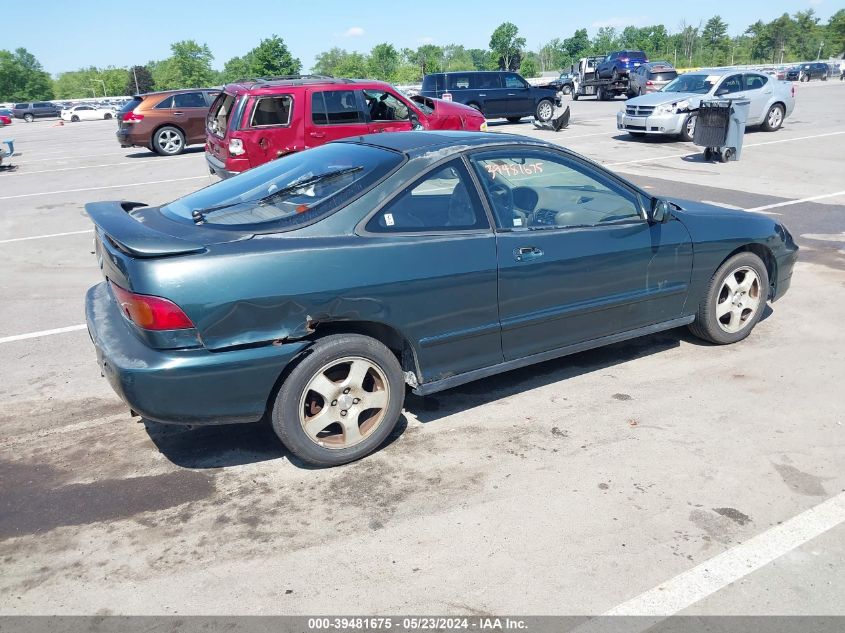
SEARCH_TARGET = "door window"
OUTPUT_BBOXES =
[715,75,743,96]
[249,95,292,127]
[173,92,207,108]
[312,90,364,125]
[469,150,643,229]
[744,74,768,90]
[155,96,175,109]
[366,160,488,233]
[363,90,410,122]
[504,74,527,89]
[447,74,474,90]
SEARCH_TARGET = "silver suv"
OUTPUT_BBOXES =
[618,68,795,141]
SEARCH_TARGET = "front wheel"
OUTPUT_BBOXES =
[104,112,113,120]
[535,99,554,122]
[23,113,34,123]
[70,115,79,122]
[271,334,405,467]
[761,103,784,131]
[688,252,769,345]
[561,85,572,95]
[153,126,185,156]
[679,112,697,142]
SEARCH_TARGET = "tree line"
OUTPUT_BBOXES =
[2,9,844,101]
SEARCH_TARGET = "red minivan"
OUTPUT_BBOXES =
[205,76,488,178]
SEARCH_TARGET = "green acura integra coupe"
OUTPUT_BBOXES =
[85,131,798,466]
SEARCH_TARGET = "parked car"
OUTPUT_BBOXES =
[0,108,12,127]
[12,102,61,122]
[61,104,115,122]
[618,68,795,141]
[627,61,678,96]
[420,71,559,122]
[116,88,219,156]
[596,50,649,80]
[786,62,830,82]
[205,76,487,178]
[541,72,575,95]
[84,130,798,466]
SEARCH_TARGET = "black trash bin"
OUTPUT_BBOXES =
[693,99,750,162]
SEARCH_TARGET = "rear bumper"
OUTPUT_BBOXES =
[116,127,142,148]
[206,151,237,179]
[85,282,308,425]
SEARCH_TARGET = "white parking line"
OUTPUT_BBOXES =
[701,200,781,216]
[8,154,196,176]
[601,492,845,618]
[0,229,92,244]
[605,130,845,167]
[0,175,208,200]
[745,190,845,212]
[0,324,87,344]
[22,151,138,163]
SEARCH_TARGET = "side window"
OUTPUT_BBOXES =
[312,90,363,125]
[504,73,527,89]
[363,90,410,122]
[469,151,643,229]
[476,73,501,89]
[366,160,489,233]
[250,96,292,127]
[448,74,473,90]
[77,106,91,111]
[173,92,207,108]
[155,95,175,109]
[744,74,768,90]
[715,75,743,96]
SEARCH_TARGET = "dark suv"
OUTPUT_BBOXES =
[13,102,61,122]
[596,51,649,79]
[420,71,558,123]
[786,62,830,82]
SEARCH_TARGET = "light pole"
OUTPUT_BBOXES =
[92,79,107,97]
[132,66,140,94]
[817,41,824,60]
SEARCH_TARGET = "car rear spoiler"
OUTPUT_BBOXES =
[85,201,205,258]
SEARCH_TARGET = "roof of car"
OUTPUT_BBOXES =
[224,76,394,93]
[339,131,550,156]
[137,88,218,98]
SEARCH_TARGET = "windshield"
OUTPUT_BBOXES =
[661,74,718,94]
[161,143,403,229]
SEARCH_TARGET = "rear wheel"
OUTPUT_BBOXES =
[535,99,554,122]
[679,112,697,142]
[761,103,784,132]
[561,85,572,95]
[104,112,112,120]
[153,126,185,156]
[596,86,606,101]
[688,252,769,345]
[23,113,34,123]
[271,334,405,467]
[70,115,79,122]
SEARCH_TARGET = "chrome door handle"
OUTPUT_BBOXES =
[172,111,184,116]
[309,131,325,138]
[507,93,516,96]
[514,246,543,262]
[478,93,486,96]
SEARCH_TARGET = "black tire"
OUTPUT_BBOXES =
[761,103,784,132]
[572,92,579,101]
[821,74,827,81]
[679,112,697,142]
[104,112,113,120]
[271,334,405,467]
[506,116,522,123]
[800,74,809,82]
[703,147,713,161]
[561,85,572,95]
[535,99,554,122]
[23,113,34,123]
[70,115,79,122]
[688,252,769,345]
[152,125,186,156]
[628,132,645,138]
[596,86,606,101]
[611,69,620,82]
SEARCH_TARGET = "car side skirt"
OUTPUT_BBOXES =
[412,314,696,396]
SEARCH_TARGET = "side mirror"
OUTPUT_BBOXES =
[650,198,672,223]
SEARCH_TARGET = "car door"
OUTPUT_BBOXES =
[502,73,533,116]
[742,73,771,123]
[713,73,744,100]
[361,158,501,382]
[172,91,211,143]
[468,147,693,361]
[306,89,370,148]
[362,88,413,134]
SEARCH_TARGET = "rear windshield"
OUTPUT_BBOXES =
[208,93,237,137]
[118,97,142,117]
[662,74,717,94]
[160,143,403,229]
[649,71,677,81]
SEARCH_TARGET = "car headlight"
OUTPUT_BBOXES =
[675,99,690,112]
[654,103,675,115]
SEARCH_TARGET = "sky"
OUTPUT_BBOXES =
[4,0,838,75]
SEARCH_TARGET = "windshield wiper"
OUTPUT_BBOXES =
[191,166,363,224]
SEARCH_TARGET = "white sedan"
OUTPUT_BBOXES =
[60,105,115,122]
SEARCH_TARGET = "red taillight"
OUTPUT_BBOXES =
[646,80,654,86]
[123,111,144,123]
[109,282,194,330]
